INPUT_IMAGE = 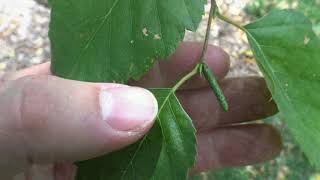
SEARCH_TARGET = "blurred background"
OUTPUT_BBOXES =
[0,0,319,179]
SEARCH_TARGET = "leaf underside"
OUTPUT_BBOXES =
[76,89,197,180]
[244,9,320,167]
[48,0,205,83]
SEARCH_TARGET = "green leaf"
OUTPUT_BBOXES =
[76,89,197,180]
[76,124,163,180]
[244,9,320,167]
[298,0,320,35]
[48,0,205,83]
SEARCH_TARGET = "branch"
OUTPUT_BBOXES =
[199,0,218,62]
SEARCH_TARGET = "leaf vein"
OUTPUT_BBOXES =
[120,136,148,179]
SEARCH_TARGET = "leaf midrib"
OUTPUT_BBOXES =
[69,0,121,77]
[246,23,320,164]
[119,91,174,179]
[246,28,315,140]
[246,31,292,106]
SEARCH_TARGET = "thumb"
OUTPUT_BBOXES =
[0,75,157,175]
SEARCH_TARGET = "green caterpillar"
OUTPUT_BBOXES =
[200,62,229,111]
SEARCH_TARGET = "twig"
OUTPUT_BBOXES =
[199,0,218,62]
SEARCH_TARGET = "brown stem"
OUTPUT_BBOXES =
[199,0,218,62]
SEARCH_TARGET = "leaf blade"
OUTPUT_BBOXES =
[151,89,197,179]
[48,0,205,83]
[244,9,320,167]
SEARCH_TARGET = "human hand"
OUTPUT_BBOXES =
[133,42,282,174]
[0,42,282,179]
[0,63,158,179]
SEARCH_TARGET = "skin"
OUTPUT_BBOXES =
[0,42,282,179]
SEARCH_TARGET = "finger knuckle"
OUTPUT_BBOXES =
[17,75,51,132]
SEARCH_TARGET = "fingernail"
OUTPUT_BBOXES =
[99,86,158,131]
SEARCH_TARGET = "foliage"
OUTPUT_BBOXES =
[48,0,204,83]
[244,9,320,167]
[245,0,320,35]
[48,0,320,179]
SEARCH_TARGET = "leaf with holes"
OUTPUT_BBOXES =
[48,0,205,83]
[76,89,197,180]
[244,9,320,167]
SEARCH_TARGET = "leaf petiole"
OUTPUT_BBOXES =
[171,63,201,92]
[216,12,246,32]
[164,0,231,112]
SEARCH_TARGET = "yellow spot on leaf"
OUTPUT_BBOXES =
[304,36,310,45]
[142,28,149,37]
[154,34,161,40]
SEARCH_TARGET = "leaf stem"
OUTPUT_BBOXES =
[172,64,201,92]
[199,0,218,62]
[216,12,247,32]
[173,0,219,91]
[165,1,240,112]
[157,64,200,115]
